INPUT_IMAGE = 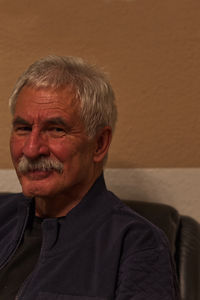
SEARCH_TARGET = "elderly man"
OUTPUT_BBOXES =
[0,56,179,299]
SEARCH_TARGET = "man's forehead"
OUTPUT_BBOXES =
[14,86,81,113]
[17,85,79,104]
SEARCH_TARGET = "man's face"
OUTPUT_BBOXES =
[10,86,97,200]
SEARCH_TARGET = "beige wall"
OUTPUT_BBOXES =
[0,0,200,220]
[0,0,200,168]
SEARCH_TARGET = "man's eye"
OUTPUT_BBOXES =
[15,126,31,133]
[49,127,64,132]
[48,127,66,137]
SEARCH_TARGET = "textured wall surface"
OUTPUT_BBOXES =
[0,0,200,220]
[0,0,200,168]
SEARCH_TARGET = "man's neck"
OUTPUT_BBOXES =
[34,170,103,218]
[35,196,81,218]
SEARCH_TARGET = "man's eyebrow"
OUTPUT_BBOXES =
[12,117,30,127]
[45,117,68,127]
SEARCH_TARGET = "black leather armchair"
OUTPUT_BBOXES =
[123,200,200,300]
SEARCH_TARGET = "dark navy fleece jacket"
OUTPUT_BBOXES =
[0,176,179,300]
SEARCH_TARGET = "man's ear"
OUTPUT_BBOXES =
[93,126,112,163]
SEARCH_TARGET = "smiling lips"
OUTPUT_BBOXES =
[24,169,54,180]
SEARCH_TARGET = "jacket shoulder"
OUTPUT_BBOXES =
[105,191,170,251]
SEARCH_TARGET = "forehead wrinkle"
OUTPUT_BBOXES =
[14,105,82,129]
[17,86,81,111]
[14,86,83,127]
[29,97,81,116]
[27,86,79,105]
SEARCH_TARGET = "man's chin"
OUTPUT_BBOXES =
[19,174,55,198]
[21,185,49,198]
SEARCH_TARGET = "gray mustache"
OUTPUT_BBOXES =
[17,156,64,174]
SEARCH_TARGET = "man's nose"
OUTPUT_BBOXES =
[22,130,50,159]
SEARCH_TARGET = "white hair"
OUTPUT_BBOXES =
[9,55,117,138]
